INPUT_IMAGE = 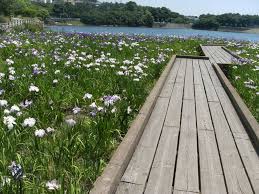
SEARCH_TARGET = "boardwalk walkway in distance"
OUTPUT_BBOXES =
[201,45,234,64]
[115,56,259,194]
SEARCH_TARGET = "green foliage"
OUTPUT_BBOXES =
[0,0,16,16]
[0,31,202,192]
[142,11,154,27]
[225,45,259,122]
[192,17,220,30]
[79,2,154,27]
[193,13,259,29]
[36,8,49,20]
[0,0,50,20]
[50,1,189,27]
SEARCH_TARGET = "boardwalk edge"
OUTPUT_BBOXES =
[90,55,176,194]
[176,55,209,60]
[213,63,259,151]
[221,46,242,59]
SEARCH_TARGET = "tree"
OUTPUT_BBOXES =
[126,1,137,11]
[0,0,16,16]
[192,18,220,30]
[142,11,154,27]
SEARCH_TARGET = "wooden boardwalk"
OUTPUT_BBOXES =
[201,45,234,64]
[115,57,259,194]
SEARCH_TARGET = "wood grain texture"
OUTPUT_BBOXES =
[114,56,258,194]
[121,97,170,186]
[144,127,179,194]
[209,102,254,194]
[174,99,199,193]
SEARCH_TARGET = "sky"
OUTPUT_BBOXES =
[100,0,259,16]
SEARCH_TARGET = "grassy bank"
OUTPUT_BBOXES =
[0,32,203,193]
[224,42,259,122]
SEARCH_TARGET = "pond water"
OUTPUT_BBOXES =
[46,25,259,42]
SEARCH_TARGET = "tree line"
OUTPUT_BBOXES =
[0,0,49,20]
[193,13,259,30]
[0,0,189,27]
[51,1,190,27]
[1,0,259,30]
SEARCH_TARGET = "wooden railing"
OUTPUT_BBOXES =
[0,18,43,32]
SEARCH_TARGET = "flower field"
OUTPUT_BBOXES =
[225,41,259,122]
[0,32,203,193]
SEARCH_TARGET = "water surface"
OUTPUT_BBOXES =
[46,25,259,42]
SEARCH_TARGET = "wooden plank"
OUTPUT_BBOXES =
[120,97,169,186]
[211,47,227,63]
[215,86,259,193]
[203,60,222,87]
[116,182,143,194]
[207,46,225,64]
[175,58,187,83]
[164,83,184,127]
[208,46,226,64]
[160,59,181,98]
[195,79,226,193]
[215,86,249,136]
[235,138,259,193]
[167,58,181,83]
[195,84,214,131]
[144,127,180,194]
[193,59,203,85]
[173,190,199,194]
[202,46,233,64]
[198,130,227,194]
[201,46,210,57]
[199,60,219,102]
[209,102,254,194]
[174,99,199,193]
[216,46,233,63]
[184,59,194,100]
[202,46,221,64]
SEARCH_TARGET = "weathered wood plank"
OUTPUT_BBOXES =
[202,46,222,64]
[235,138,259,193]
[209,46,227,64]
[195,84,214,131]
[203,59,222,87]
[202,46,234,64]
[198,130,227,194]
[167,57,181,83]
[174,99,199,193]
[215,86,248,136]
[144,126,180,194]
[160,59,181,98]
[116,182,143,194]
[193,59,203,85]
[120,97,170,186]
[164,83,184,127]
[184,59,194,100]
[173,190,199,194]
[175,58,187,83]
[208,46,228,64]
[195,78,226,193]
[209,101,254,194]
[215,86,259,193]
[215,46,233,63]
[199,60,219,102]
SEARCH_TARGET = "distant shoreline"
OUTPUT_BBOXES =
[217,26,259,34]
[47,22,259,35]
